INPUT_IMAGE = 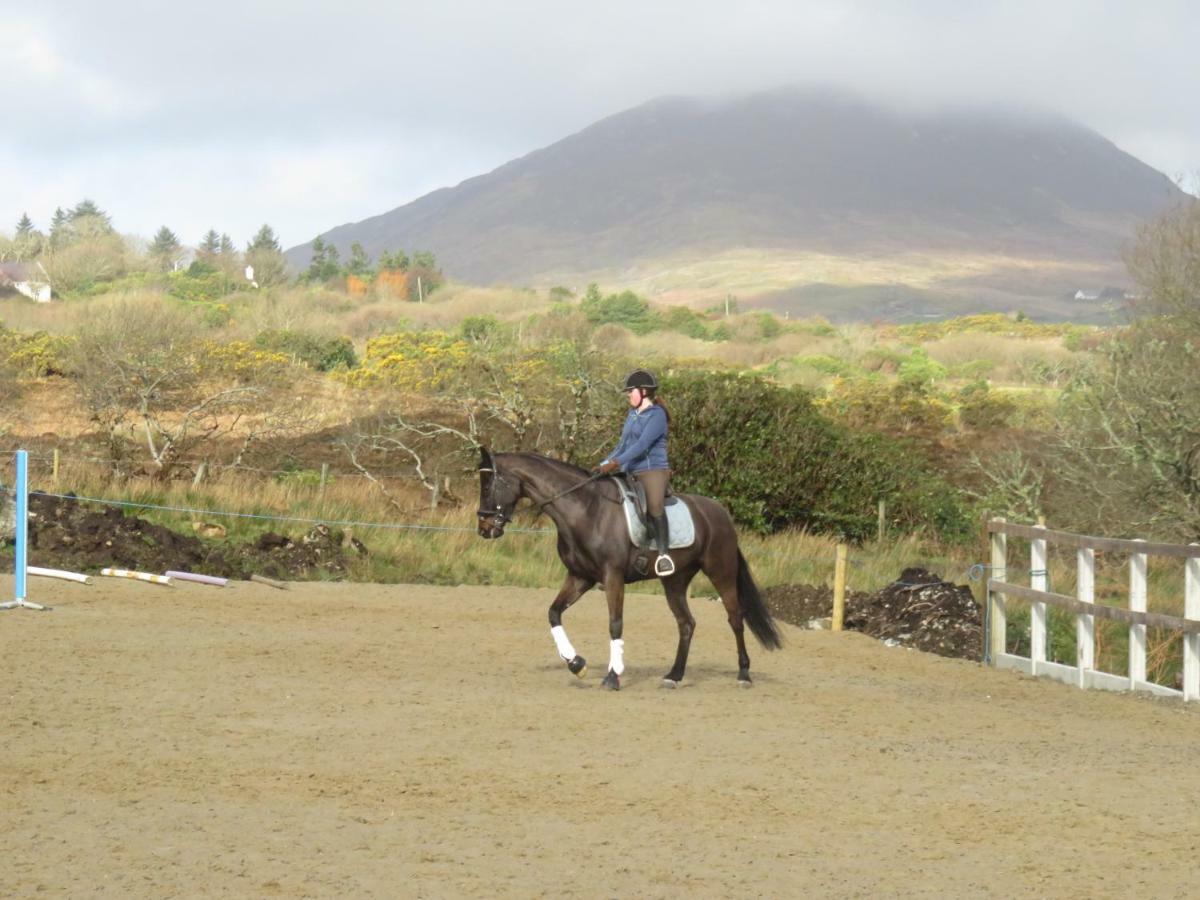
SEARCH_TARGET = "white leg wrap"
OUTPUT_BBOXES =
[609,638,625,676]
[551,625,577,661]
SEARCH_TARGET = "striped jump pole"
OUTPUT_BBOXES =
[2,449,49,612]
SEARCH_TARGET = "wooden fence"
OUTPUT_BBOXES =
[987,518,1200,701]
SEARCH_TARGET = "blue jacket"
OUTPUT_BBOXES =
[605,404,669,473]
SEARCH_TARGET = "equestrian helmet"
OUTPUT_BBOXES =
[622,369,658,392]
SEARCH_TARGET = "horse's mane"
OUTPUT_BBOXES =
[501,451,592,478]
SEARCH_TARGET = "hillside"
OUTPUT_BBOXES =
[288,86,1186,320]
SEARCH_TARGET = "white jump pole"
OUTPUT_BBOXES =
[2,449,49,612]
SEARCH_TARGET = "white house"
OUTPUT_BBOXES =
[0,261,52,302]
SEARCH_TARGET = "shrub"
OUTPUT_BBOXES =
[581,289,658,334]
[459,315,502,344]
[254,329,358,371]
[167,268,234,303]
[897,347,948,386]
[756,312,783,340]
[201,303,233,329]
[665,371,973,541]
[0,327,74,377]
[661,305,713,340]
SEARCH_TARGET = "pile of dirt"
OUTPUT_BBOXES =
[764,566,983,661]
[15,493,363,581]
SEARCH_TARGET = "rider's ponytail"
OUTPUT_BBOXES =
[645,388,670,424]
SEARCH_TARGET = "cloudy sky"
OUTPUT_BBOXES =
[4,0,1196,250]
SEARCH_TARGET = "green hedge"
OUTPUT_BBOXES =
[663,371,974,542]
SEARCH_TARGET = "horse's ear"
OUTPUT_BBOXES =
[479,446,493,470]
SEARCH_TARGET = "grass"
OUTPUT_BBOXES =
[4,452,987,600]
[579,247,1116,306]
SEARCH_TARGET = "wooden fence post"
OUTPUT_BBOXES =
[988,518,1007,664]
[192,463,206,488]
[832,543,847,632]
[52,448,60,486]
[877,499,886,543]
[1129,539,1148,689]
[1031,521,1048,674]
[1076,547,1095,688]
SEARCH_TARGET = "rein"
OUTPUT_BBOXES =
[478,465,616,523]
[531,472,605,513]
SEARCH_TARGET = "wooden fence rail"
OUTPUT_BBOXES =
[987,518,1200,702]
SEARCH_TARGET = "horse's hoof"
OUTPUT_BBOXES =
[737,677,754,689]
[568,655,587,677]
[602,670,621,691]
[661,678,680,689]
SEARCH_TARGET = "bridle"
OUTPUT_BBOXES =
[477,465,608,526]
[476,466,517,525]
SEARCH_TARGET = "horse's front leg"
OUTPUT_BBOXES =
[602,570,626,691]
[549,573,594,678]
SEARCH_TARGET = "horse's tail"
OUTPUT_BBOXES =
[737,549,783,650]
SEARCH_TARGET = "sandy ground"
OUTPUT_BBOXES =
[2,575,1199,899]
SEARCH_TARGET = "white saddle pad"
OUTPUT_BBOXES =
[621,496,696,549]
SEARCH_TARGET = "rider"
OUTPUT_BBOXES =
[594,368,675,577]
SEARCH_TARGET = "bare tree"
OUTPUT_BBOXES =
[341,401,484,510]
[67,298,297,479]
[1039,199,1200,540]
[1125,198,1200,328]
[1052,322,1200,539]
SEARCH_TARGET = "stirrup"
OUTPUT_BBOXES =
[654,554,676,577]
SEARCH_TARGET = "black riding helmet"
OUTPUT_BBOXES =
[623,369,658,392]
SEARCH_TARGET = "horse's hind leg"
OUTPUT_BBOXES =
[661,577,696,688]
[549,573,594,678]
[708,558,753,686]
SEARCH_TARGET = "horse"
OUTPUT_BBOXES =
[476,447,782,690]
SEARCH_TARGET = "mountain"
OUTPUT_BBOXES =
[288,87,1186,320]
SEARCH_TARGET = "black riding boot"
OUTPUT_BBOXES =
[652,513,675,576]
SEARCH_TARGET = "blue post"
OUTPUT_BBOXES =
[15,449,27,601]
[2,449,46,611]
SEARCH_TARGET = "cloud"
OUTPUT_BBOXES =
[3,135,517,248]
[7,0,1199,239]
[1,19,152,122]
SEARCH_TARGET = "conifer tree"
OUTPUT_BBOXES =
[247,224,282,253]
[198,229,221,258]
[379,249,409,272]
[69,199,113,233]
[345,242,372,278]
[11,213,42,260]
[149,226,183,272]
[306,237,329,281]
[49,208,69,248]
[244,224,287,286]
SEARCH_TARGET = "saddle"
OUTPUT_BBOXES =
[612,475,695,551]
[616,473,676,523]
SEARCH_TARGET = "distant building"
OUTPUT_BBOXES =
[0,262,52,302]
[1073,287,1138,303]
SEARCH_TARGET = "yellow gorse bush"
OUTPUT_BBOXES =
[345,331,475,391]
[201,340,291,381]
[0,329,75,377]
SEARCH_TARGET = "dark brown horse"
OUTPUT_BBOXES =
[476,448,782,690]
